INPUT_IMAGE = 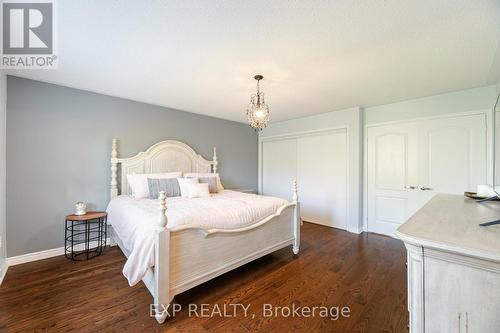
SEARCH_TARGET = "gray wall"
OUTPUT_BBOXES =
[7,76,258,257]
[0,72,6,268]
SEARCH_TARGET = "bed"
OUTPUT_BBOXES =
[107,139,301,323]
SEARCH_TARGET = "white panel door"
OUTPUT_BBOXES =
[418,114,487,207]
[367,123,419,236]
[297,131,347,229]
[367,113,487,236]
[262,138,297,201]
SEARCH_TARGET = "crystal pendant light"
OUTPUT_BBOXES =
[246,75,270,131]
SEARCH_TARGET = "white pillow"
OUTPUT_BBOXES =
[127,172,182,198]
[177,178,199,197]
[184,173,224,192]
[187,183,211,198]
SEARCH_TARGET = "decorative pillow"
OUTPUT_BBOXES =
[187,183,211,198]
[184,173,224,192]
[197,177,217,193]
[177,178,199,198]
[127,172,182,198]
[147,178,181,199]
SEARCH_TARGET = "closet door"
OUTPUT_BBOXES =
[418,114,487,207]
[367,123,419,236]
[367,113,487,236]
[262,138,297,200]
[297,131,347,229]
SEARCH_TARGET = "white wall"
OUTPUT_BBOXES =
[0,71,6,275]
[260,107,363,233]
[365,85,497,124]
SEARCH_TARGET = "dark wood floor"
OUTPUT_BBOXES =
[0,223,408,332]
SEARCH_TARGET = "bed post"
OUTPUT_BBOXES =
[110,138,118,198]
[157,191,168,228]
[292,180,301,255]
[154,191,172,323]
[212,147,218,174]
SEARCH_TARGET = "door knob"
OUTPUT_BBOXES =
[420,187,433,191]
[405,186,416,190]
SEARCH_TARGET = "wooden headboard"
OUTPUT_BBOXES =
[110,139,218,198]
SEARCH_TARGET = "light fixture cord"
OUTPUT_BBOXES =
[256,78,261,105]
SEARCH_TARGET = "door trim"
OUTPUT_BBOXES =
[363,109,491,234]
[258,126,350,230]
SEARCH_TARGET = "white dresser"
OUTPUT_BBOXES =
[395,194,500,333]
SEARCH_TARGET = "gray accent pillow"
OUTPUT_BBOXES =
[147,178,181,198]
[187,176,217,193]
[199,177,218,193]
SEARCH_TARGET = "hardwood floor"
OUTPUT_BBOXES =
[0,223,408,332]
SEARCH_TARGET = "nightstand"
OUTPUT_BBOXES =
[65,211,107,261]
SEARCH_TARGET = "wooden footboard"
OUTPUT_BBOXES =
[152,182,300,324]
[170,204,295,294]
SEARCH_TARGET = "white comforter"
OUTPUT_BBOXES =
[106,190,288,286]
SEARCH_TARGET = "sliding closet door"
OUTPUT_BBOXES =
[297,131,347,229]
[261,130,348,230]
[262,138,297,200]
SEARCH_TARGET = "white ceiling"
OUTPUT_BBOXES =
[8,0,500,122]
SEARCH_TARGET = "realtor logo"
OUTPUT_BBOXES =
[1,0,57,68]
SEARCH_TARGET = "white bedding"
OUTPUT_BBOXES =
[106,190,288,286]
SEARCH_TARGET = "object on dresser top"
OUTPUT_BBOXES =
[464,191,500,200]
[127,172,182,198]
[477,184,496,198]
[184,172,224,192]
[147,178,181,199]
[65,211,107,261]
[187,183,211,198]
[177,177,199,198]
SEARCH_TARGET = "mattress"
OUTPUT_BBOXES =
[106,190,289,285]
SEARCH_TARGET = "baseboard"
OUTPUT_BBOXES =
[347,226,363,234]
[0,260,8,285]
[6,238,111,267]
[7,247,64,266]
